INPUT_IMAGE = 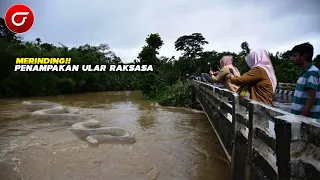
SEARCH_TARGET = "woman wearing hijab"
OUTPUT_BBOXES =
[226,49,277,106]
[205,56,241,92]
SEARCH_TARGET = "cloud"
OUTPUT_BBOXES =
[1,0,320,62]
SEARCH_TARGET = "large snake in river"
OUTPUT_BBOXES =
[22,100,136,145]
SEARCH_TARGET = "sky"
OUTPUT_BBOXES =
[1,0,320,63]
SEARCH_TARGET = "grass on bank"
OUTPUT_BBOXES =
[148,80,192,108]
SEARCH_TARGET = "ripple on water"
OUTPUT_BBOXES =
[0,92,231,180]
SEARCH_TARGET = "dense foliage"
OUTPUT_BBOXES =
[1,17,319,107]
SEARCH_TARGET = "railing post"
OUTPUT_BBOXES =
[215,88,222,131]
[245,102,254,180]
[231,93,238,180]
[274,115,301,180]
[231,94,238,145]
[191,81,196,108]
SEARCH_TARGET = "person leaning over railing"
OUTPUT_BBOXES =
[201,56,241,92]
[226,49,277,106]
[290,42,320,120]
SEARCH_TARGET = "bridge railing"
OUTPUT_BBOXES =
[275,115,320,180]
[275,83,296,103]
[191,76,295,102]
[191,80,320,180]
[193,80,235,159]
[277,83,296,91]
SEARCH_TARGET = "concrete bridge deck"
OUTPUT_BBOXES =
[190,80,320,180]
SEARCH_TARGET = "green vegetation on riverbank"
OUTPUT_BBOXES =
[148,80,192,108]
[1,17,320,107]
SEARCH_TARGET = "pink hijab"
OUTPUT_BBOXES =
[245,49,277,92]
[220,56,241,77]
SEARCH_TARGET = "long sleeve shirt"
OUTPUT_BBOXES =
[211,67,240,92]
[230,67,274,106]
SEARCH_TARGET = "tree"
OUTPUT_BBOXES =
[35,38,41,46]
[40,43,55,51]
[0,18,17,41]
[174,33,208,59]
[240,41,250,56]
[314,54,320,69]
[146,33,163,50]
[137,45,158,64]
[0,25,310,105]
[110,55,122,64]
[137,33,164,65]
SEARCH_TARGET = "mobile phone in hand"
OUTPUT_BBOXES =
[229,68,234,75]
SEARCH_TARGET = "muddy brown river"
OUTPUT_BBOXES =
[0,91,230,180]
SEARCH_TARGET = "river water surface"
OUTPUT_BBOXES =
[0,91,230,180]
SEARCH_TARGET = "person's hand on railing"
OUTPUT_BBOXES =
[226,73,234,81]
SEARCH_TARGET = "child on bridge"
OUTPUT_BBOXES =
[201,56,241,92]
[226,49,277,106]
[290,42,320,120]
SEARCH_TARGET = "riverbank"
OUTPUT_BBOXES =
[0,75,193,110]
[147,80,192,108]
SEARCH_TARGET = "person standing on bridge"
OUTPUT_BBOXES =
[290,43,320,120]
[201,56,241,92]
[226,49,277,106]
